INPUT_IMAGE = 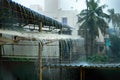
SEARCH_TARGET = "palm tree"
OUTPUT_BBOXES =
[108,9,120,35]
[77,0,109,55]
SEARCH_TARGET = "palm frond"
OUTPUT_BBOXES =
[77,0,109,38]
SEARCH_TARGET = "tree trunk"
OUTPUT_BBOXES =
[0,45,1,58]
[90,36,94,55]
[85,33,89,57]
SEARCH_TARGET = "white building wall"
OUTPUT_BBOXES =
[30,5,43,12]
[42,10,79,36]
[30,0,80,35]
[58,11,76,27]
[59,0,77,10]
[44,0,58,12]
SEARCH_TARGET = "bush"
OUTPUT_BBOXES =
[87,54,108,63]
[110,35,120,62]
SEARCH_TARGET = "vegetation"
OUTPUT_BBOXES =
[87,54,108,63]
[110,35,120,62]
[108,9,120,36]
[108,9,120,30]
[77,0,109,55]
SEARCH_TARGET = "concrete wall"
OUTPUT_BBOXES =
[2,35,59,59]
[2,34,85,62]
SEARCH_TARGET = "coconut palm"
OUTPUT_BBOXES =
[108,9,120,35]
[77,0,109,55]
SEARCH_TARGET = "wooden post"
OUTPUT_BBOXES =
[0,34,2,59]
[38,42,43,80]
[59,40,62,80]
[39,22,42,32]
[59,28,62,34]
[59,40,62,64]
[80,67,85,80]
[38,22,43,80]
[69,41,72,63]
[0,34,2,73]
[80,67,83,80]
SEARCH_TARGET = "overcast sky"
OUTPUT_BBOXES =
[12,0,120,13]
[12,0,44,8]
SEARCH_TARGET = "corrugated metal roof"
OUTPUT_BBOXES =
[2,56,120,68]
[43,63,120,68]
[0,0,72,30]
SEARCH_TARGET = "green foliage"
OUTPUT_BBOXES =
[77,0,109,54]
[77,0,109,37]
[110,35,120,61]
[108,9,120,29]
[87,54,108,63]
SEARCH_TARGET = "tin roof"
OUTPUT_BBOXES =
[43,63,120,69]
[0,0,72,30]
[2,56,120,68]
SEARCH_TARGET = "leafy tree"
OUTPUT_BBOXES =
[77,0,109,55]
[108,9,120,35]
[110,35,120,62]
